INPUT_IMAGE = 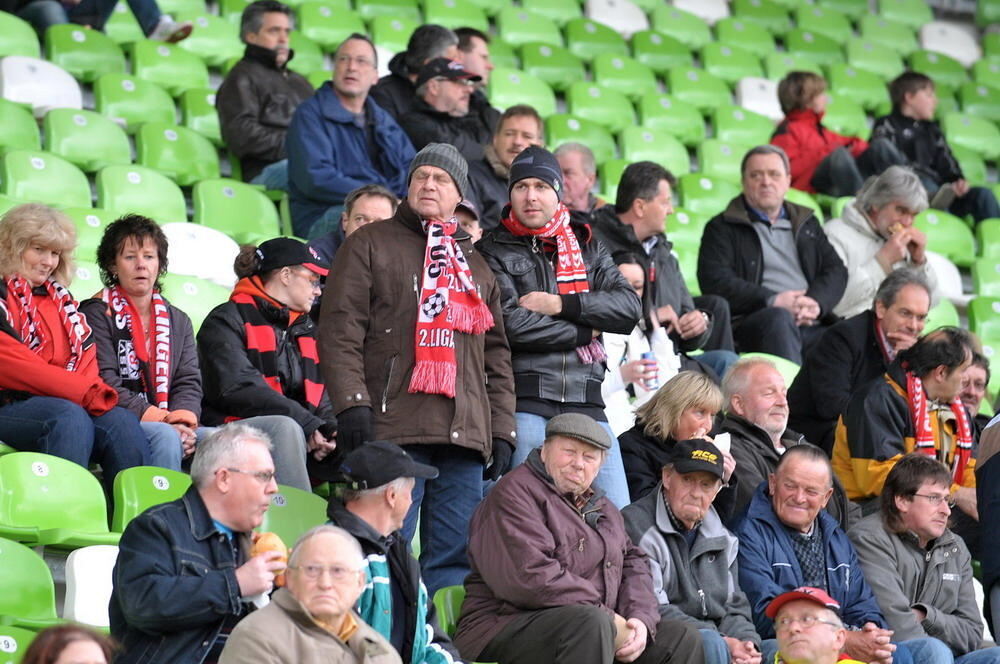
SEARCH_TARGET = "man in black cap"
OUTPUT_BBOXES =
[624,440,762,664]
[319,142,516,597]
[399,58,491,162]
[477,144,642,508]
[322,440,464,664]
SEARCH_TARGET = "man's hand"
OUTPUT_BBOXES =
[615,618,648,663]
[905,226,928,265]
[842,623,895,664]
[953,486,978,520]
[773,290,805,313]
[953,179,970,197]
[613,613,631,650]
[308,429,337,461]
[519,292,562,316]
[677,310,708,340]
[793,295,820,326]
[724,637,761,664]
[236,550,286,597]
[885,329,920,352]
[721,450,736,482]
[656,305,680,334]
[171,423,197,458]
[912,606,927,622]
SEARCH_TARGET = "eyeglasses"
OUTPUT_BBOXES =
[225,468,276,484]
[912,493,953,507]
[334,54,374,68]
[293,268,321,290]
[288,564,360,580]
[775,615,842,631]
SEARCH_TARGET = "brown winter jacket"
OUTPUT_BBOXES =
[454,448,660,660]
[318,199,516,460]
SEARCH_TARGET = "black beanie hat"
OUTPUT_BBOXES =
[508,145,564,200]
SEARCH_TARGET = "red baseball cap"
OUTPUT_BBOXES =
[765,587,841,619]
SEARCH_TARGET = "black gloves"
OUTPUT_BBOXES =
[336,406,374,454]
[316,420,338,440]
[484,438,515,481]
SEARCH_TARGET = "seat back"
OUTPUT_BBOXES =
[783,28,843,67]
[44,24,125,83]
[584,0,648,39]
[286,31,325,75]
[64,544,120,627]
[845,37,906,82]
[592,52,656,100]
[96,164,188,223]
[712,104,775,149]
[0,12,40,58]
[64,207,119,262]
[43,108,131,173]
[919,21,981,68]
[256,485,329,547]
[620,126,689,176]
[910,49,968,90]
[0,98,41,154]
[520,42,585,93]
[794,5,851,43]
[650,6,711,50]
[630,30,693,74]
[159,274,232,332]
[112,466,193,532]
[637,92,706,145]
[678,173,740,218]
[0,537,58,626]
[137,122,220,186]
[176,14,244,67]
[566,81,635,132]
[666,66,731,114]
[431,585,466,637]
[94,73,176,134]
[297,2,367,50]
[740,352,801,385]
[71,261,104,301]
[0,55,82,118]
[914,209,976,267]
[545,114,615,164]
[131,40,209,97]
[180,88,221,145]
[488,68,556,116]
[564,17,628,60]
[161,222,240,288]
[497,7,563,47]
[193,178,280,244]
[0,625,37,664]
[0,149,91,208]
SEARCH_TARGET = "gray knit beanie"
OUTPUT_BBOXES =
[407,143,469,200]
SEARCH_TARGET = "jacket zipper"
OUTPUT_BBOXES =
[698,588,707,618]
[381,355,398,413]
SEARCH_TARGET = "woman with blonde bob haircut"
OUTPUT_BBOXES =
[0,203,149,489]
[619,371,735,507]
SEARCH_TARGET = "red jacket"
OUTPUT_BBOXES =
[771,109,868,193]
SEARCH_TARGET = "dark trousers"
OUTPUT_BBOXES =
[480,605,706,664]
[692,294,735,352]
[951,186,1000,223]
[810,139,907,198]
[733,307,828,364]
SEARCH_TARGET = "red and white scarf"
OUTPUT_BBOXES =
[501,203,607,364]
[906,371,973,485]
[7,276,91,371]
[409,217,493,398]
[101,285,172,409]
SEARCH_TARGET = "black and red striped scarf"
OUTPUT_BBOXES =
[6,275,91,371]
[101,285,172,408]
[230,279,324,412]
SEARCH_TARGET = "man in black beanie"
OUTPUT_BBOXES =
[318,142,516,597]
[476,145,642,509]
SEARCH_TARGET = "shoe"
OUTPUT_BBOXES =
[149,15,193,43]
[930,183,956,211]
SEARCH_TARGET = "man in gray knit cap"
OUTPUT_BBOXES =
[319,143,517,596]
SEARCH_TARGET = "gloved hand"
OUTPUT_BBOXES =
[336,406,373,454]
[484,438,515,480]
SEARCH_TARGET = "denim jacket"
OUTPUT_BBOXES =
[110,485,250,664]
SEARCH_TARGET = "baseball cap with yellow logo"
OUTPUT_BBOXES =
[668,439,724,480]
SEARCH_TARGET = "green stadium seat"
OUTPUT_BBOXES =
[111,466,192,532]
[368,16,418,55]
[794,5,852,44]
[679,173,740,218]
[822,95,868,140]
[159,274,231,331]
[193,178,281,244]
[764,52,823,81]
[986,33,1000,59]
[599,158,628,201]
[564,17,628,61]
[297,3,366,51]
[630,30,694,75]
[520,42,585,93]
[522,0,580,26]
[0,452,120,549]
[858,15,918,57]
[97,164,187,223]
[959,82,1000,124]
[665,66,731,115]
[63,207,118,262]
[974,258,1000,297]
[979,0,1000,27]
[180,88,221,146]
[432,585,465,637]
[131,40,209,98]
[741,352,801,384]
[968,296,1000,339]
[0,194,21,217]
[845,38,907,83]
[914,209,976,267]
[978,218,1000,257]
[942,113,1000,161]
[701,42,763,85]
[497,7,563,48]
[665,207,707,245]
[592,53,656,101]
[137,122,219,186]
[0,537,60,630]
[307,70,328,88]
[730,0,791,36]
[830,194,853,219]
[0,11,40,58]
[489,39,519,69]
[43,108,130,173]
[355,0,421,22]
[785,188,824,222]
[637,92,706,147]
[620,127,690,176]
[219,0,253,22]
[422,0,488,32]
[71,261,103,300]
[973,58,1000,91]
[1,150,90,208]
[909,50,968,91]
[488,68,556,117]
[935,85,960,119]
[0,625,37,661]
[0,98,40,154]
[712,105,775,149]
[817,0,868,20]
[94,73,176,134]
[697,139,745,182]
[878,0,932,29]
[157,0,205,16]
[176,14,244,67]
[673,235,700,295]
[545,114,616,164]
[713,18,775,58]
[104,2,144,44]
[784,29,843,68]
[828,64,891,114]
[650,6,712,50]
[45,24,125,83]
[256,484,328,546]
[566,81,635,133]
[923,297,959,331]
[286,35,325,78]
[951,146,986,187]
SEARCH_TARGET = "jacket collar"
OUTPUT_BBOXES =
[839,202,882,242]
[721,414,802,455]
[590,206,654,250]
[393,199,473,244]
[315,82,374,124]
[720,194,816,233]
[484,144,510,179]
[242,43,295,70]
[326,499,393,554]
[785,108,824,126]
[272,589,384,650]
[651,483,729,552]
[182,484,234,541]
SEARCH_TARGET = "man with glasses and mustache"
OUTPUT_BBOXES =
[111,424,287,664]
[849,454,1000,664]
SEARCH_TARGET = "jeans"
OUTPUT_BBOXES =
[401,444,485,598]
[700,629,731,664]
[733,307,827,364]
[68,0,161,34]
[0,396,149,489]
[303,204,345,242]
[810,139,907,198]
[249,159,290,193]
[951,186,1000,223]
[696,350,740,382]
[899,636,955,664]
[957,648,1000,664]
[512,412,631,509]
[141,422,215,471]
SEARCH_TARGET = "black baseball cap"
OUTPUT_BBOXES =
[415,57,482,88]
[256,237,329,277]
[328,440,439,489]
[668,439,725,480]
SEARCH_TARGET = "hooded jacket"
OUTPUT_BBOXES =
[871,111,963,189]
[370,52,417,123]
[466,146,510,230]
[771,108,868,193]
[399,96,496,163]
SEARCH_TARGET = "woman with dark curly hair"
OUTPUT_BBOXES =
[20,624,116,664]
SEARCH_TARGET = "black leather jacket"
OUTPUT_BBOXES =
[476,212,641,407]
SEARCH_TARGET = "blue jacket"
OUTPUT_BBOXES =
[109,485,251,664]
[286,82,415,237]
[734,482,885,639]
